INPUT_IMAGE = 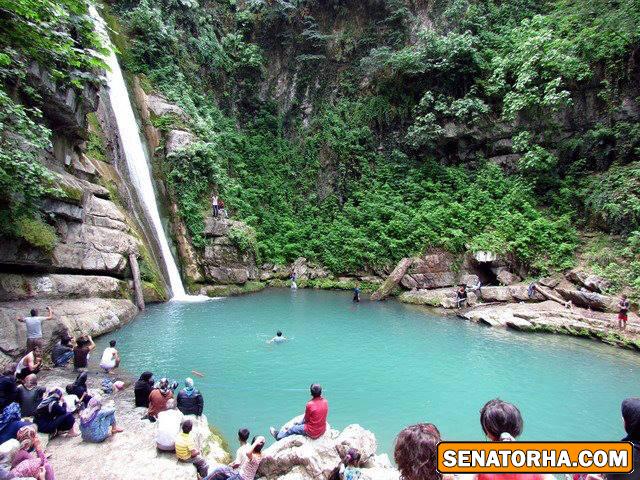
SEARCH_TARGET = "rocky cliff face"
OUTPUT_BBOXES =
[0,66,168,364]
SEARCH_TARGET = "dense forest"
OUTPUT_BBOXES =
[1,0,639,298]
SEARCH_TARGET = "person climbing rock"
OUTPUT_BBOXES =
[16,307,54,353]
[619,294,630,331]
[270,383,328,441]
[176,378,204,417]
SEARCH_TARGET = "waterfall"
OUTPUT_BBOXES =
[91,8,187,300]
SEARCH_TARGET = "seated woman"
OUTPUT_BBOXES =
[15,376,45,418]
[10,426,54,480]
[79,397,123,443]
[134,372,154,408]
[0,403,31,445]
[33,389,78,438]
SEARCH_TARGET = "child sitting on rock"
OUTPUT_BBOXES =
[329,448,362,480]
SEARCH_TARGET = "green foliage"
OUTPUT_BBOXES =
[86,113,107,162]
[14,216,57,252]
[583,232,640,302]
[228,225,259,259]
[582,162,640,233]
[0,91,58,220]
[0,0,106,238]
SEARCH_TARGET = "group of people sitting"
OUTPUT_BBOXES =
[0,351,126,479]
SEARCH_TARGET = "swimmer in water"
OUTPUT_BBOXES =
[268,331,287,344]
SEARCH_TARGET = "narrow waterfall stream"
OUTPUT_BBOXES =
[91,8,188,299]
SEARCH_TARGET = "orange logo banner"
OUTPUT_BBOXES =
[437,442,634,474]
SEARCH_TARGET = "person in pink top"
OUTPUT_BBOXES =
[270,384,328,441]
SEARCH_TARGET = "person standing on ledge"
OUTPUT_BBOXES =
[619,294,630,331]
[270,383,329,441]
[212,193,219,218]
[16,307,54,353]
[353,283,361,303]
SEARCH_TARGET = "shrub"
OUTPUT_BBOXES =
[15,217,58,253]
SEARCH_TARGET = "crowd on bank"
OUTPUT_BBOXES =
[0,307,639,480]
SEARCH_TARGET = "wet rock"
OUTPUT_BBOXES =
[399,288,477,309]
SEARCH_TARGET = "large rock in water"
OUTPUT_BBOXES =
[258,416,398,480]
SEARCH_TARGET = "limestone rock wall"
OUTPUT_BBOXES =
[0,64,170,364]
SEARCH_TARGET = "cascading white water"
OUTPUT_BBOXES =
[91,8,188,300]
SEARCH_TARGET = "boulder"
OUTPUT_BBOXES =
[556,288,617,312]
[147,93,187,120]
[204,266,249,284]
[495,268,521,286]
[399,288,480,309]
[165,130,195,155]
[258,417,394,480]
[478,285,542,303]
[566,269,611,293]
[42,198,84,222]
[85,196,128,232]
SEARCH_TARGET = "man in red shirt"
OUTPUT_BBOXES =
[270,384,328,440]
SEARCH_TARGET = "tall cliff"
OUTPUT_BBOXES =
[104,0,639,300]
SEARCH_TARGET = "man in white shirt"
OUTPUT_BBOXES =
[268,331,287,344]
[17,306,54,353]
[156,399,184,451]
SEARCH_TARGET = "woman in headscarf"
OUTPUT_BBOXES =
[176,378,204,417]
[15,375,45,418]
[608,398,640,480]
[79,397,123,443]
[147,378,174,422]
[134,372,154,408]
[0,402,30,444]
[33,389,78,437]
[10,425,54,480]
